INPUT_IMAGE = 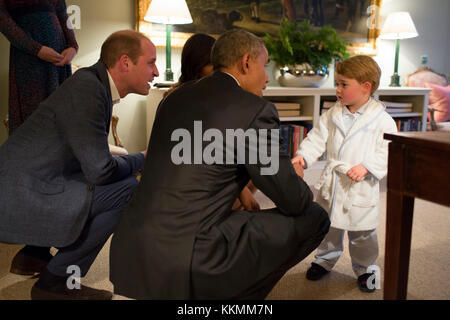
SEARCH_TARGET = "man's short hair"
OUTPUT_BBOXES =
[211,29,265,70]
[336,55,381,95]
[100,30,150,68]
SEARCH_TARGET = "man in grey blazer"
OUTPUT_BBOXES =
[110,29,330,299]
[0,30,159,300]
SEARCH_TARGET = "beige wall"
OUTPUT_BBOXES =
[1,0,448,149]
[0,0,156,152]
[69,0,149,153]
[374,0,450,86]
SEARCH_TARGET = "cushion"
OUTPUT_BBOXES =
[424,83,450,122]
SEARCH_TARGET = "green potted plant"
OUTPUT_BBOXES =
[264,18,350,87]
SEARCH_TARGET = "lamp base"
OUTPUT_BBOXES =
[389,73,400,87]
[165,70,174,82]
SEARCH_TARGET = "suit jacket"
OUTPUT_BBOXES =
[0,62,144,247]
[110,72,314,299]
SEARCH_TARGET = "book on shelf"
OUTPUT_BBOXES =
[395,118,422,132]
[381,101,413,108]
[382,101,414,114]
[322,100,336,109]
[386,107,414,113]
[279,122,313,158]
[320,100,336,115]
[273,102,301,110]
[278,110,300,117]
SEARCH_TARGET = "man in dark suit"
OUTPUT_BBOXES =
[110,29,330,299]
[0,30,159,299]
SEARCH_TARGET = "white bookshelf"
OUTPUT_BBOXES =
[262,86,432,131]
[146,86,432,140]
[279,116,314,121]
[386,112,422,118]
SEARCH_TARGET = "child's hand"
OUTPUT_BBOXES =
[291,155,306,168]
[239,187,260,212]
[346,164,369,182]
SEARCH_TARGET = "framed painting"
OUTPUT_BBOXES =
[136,0,383,55]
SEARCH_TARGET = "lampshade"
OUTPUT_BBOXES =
[379,12,418,40]
[144,0,193,25]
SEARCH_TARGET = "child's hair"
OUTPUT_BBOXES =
[336,55,381,95]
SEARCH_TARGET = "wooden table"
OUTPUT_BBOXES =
[383,131,450,300]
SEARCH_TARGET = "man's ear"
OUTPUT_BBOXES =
[118,54,130,72]
[240,53,251,74]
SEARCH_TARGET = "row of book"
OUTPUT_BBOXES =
[381,101,414,114]
[321,100,416,116]
[273,102,301,117]
[395,118,423,132]
[321,100,335,114]
[279,123,313,158]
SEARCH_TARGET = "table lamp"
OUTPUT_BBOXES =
[144,0,193,82]
[379,12,418,87]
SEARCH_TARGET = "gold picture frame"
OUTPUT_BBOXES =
[136,0,383,55]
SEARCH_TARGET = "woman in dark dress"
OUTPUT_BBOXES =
[0,0,78,134]
[0,0,78,276]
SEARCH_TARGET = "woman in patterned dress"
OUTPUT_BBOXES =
[0,0,78,275]
[0,0,78,134]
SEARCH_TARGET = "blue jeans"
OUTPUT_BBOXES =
[46,176,138,277]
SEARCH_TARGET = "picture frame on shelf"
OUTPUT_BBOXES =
[136,0,382,54]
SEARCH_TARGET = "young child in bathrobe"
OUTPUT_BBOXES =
[291,55,398,292]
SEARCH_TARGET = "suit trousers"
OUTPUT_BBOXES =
[46,176,138,277]
[191,202,330,300]
[313,226,378,277]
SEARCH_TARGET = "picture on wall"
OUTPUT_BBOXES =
[136,0,382,54]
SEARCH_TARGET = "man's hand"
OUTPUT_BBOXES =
[292,161,304,178]
[37,46,64,64]
[239,187,260,212]
[54,47,77,66]
[346,164,369,182]
[140,150,147,158]
[291,154,306,168]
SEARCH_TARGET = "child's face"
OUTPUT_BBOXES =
[335,74,371,109]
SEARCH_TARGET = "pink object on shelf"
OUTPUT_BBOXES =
[424,83,450,122]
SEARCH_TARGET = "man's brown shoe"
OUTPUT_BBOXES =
[10,249,52,275]
[31,283,113,300]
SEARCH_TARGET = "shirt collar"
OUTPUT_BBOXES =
[343,98,371,116]
[222,72,241,87]
[107,70,120,105]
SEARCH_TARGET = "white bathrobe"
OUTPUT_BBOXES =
[297,99,398,231]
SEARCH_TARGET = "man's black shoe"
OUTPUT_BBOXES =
[306,263,330,280]
[357,273,376,293]
[31,283,113,300]
[10,246,53,275]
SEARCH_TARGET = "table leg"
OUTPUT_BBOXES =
[384,191,414,300]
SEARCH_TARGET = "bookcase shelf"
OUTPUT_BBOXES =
[389,112,422,118]
[262,86,432,132]
[279,116,314,121]
[146,86,432,140]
